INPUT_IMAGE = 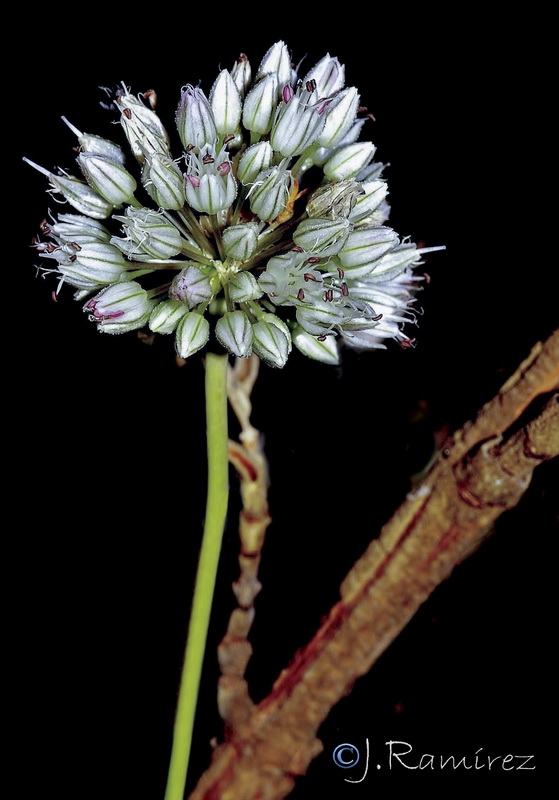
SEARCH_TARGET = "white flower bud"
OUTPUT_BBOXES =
[210,70,242,136]
[348,180,388,223]
[23,158,113,219]
[293,217,352,256]
[249,163,293,221]
[242,73,279,135]
[231,53,252,98]
[323,141,376,181]
[313,119,367,167]
[117,88,171,163]
[317,87,360,148]
[170,265,213,307]
[84,281,154,333]
[64,242,128,289]
[256,41,292,91]
[296,300,347,336]
[57,249,126,290]
[237,141,273,185]
[149,299,188,334]
[222,222,259,261]
[50,214,111,244]
[77,152,137,208]
[142,152,185,210]
[176,85,217,150]
[358,242,421,283]
[337,227,398,277]
[114,206,182,259]
[303,53,345,96]
[292,327,340,365]
[175,312,210,358]
[61,117,126,165]
[228,271,262,303]
[216,310,253,357]
[270,88,326,157]
[252,313,292,368]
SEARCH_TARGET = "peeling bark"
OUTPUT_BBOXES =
[191,330,559,800]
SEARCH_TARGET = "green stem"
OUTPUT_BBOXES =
[164,353,229,800]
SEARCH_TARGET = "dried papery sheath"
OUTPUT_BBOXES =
[25,41,443,365]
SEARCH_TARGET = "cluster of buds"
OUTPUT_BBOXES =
[25,42,443,367]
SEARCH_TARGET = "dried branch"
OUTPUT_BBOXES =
[190,330,559,800]
[217,357,271,733]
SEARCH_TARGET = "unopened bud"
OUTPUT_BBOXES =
[256,41,292,91]
[175,311,210,357]
[317,87,359,148]
[77,152,137,208]
[149,299,188,334]
[222,222,259,261]
[252,313,292,368]
[303,54,345,96]
[216,310,253,357]
[293,217,352,256]
[228,271,262,302]
[323,141,376,181]
[176,85,217,150]
[142,153,186,210]
[242,73,279,135]
[209,70,242,136]
[348,180,388,223]
[270,93,326,157]
[237,141,273,185]
[170,265,213,307]
[249,163,293,221]
[337,226,398,277]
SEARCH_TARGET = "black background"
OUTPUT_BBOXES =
[10,11,556,799]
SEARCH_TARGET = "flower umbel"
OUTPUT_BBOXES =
[25,45,444,366]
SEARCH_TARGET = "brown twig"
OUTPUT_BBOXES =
[190,330,559,800]
[217,356,272,734]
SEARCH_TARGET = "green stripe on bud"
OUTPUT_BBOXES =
[216,311,253,357]
[175,312,210,358]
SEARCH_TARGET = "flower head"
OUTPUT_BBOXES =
[25,42,443,366]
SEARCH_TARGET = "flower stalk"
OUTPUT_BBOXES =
[164,352,229,800]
